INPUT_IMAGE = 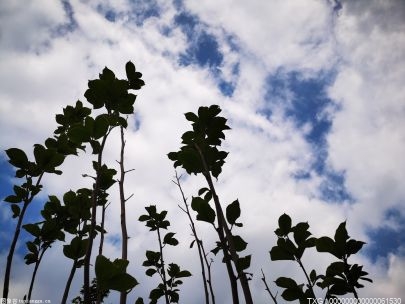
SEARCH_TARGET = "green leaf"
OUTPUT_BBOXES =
[177,270,192,278]
[95,255,138,292]
[4,195,22,204]
[191,196,216,224]
[281,287,304,301]
[26,241,38,254]
[145,268,157,277]
[93,115,109,139]
[6,148,29,168]
[24,253,37,265]
[346,239,365,256]
[108,273,138,292]
[232,235,248,252]
[334,221,349,257]
[135,298,144,304]
[139,214,149,222]
[163,232,179,246]
[269,245,295,261]
[278,213,292,235]
[292,222,311,246]
[63,237,88,260]
[316,236,338,258]
[275,277,298,289]
[235,255,251,272]
[185,112,199,122]
[23,224,41,237]
[226,200,241,225]
[126,61,145,90]
[11,204,20,218]
[149,288,164,301]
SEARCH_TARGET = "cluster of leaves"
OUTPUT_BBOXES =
[168,105,230,178]
[139,205,192,304]
[270,213,373,303]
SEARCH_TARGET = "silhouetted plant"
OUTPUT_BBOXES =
[269,213,373,303]
[173,171,216,304]
[1,63,373,304]
[168,105,253,304]
[139,205,192,304]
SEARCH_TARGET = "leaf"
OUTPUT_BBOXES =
[185,112,199,122]
[145,268,157,277]
[191,196,216,224]
[269,245,295,261]
[108,272,139,292]
[23,224,41,237]
[138,214,149,222]
[26,241,38,254]
[164,232,179,246]
[346,239,365,257]
[135,298,144,304]
[316,236,338,258]
[226,200,241,225]
[63,237,88,260]
[278,213,292,235]
[275,277,298,289]
[4,195,22,204]
[6,148,29,168]
[11,204,20,218]
[232,235,248,252]
[177,270,192,278]
[281,287,304,301]
[93,115,109,139]
[189,240,196,248]
[149,288,164,301]
[293,222,311,246]
[235,255,251,272]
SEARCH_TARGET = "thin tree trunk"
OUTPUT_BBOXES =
[27,246,48,301]
[84,134,108,303]
[119,126,129,304]
[3,173,44,299]
[174,172,213,304]
[61,259,78,304]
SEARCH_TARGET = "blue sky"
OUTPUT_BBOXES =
[1,0,405,302]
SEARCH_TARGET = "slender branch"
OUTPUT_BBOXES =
[157,227,170,304]
[3,172,44,299]
[84,131,109,303]
[173,171,212,304]
[61,258,78,304]
[261,269,278,304]
[27,243,49,301]
[295,256,317,301]
[118,125,130,304]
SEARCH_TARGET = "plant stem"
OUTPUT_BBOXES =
[61,259,78,304]
[3,173,44,299]
[261,269,278,304]
[157,227,170,304]
[27,244,48,301]
[296,257,317,301]
[119,126,129,304]
[174,171,212,304]
[84,132,109,303]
